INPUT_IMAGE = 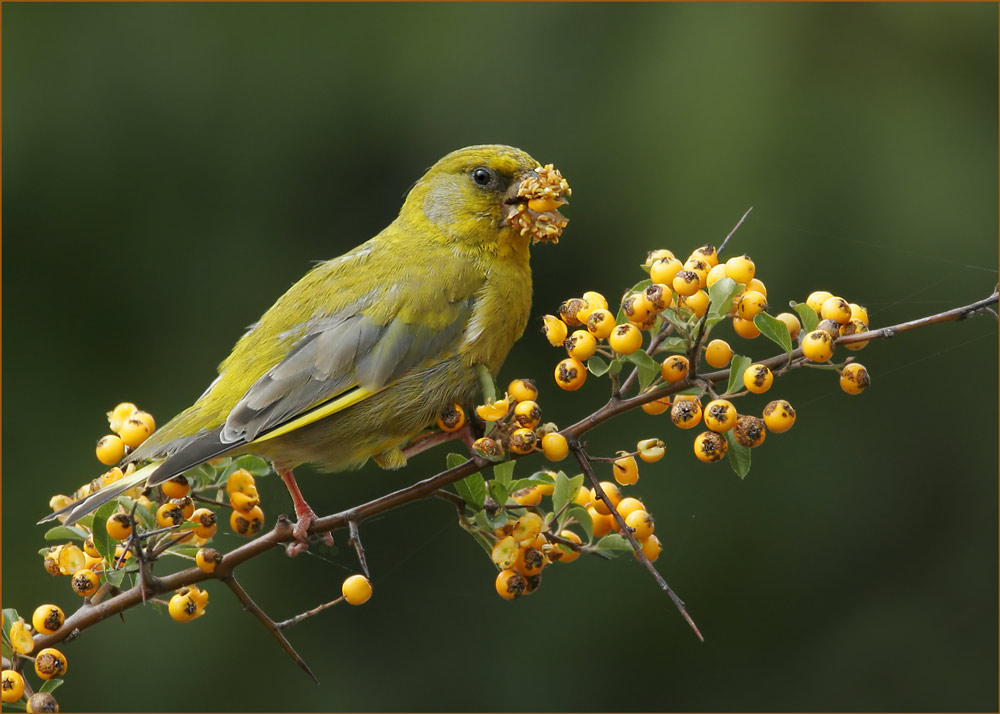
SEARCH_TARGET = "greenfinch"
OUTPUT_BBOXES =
[44,145,570,552]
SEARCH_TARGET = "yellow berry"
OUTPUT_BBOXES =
[704,339,732,368]
[107,401,138,433]
[616,496,646,521]
[71,568,100,597]
[732,316,761,339]
[704,399,737,432]
[839,319,870,351]
[508,427,538,455]
[436,403,466,432]
[32,605,64,636]
[649,257,683,286]
[119,411,155,448]
[342,574,373,605]
[26,692,59,713]
[839,363,870,395]
[160,475,190,499]
[762,399,796,433]
[690,243,719,267]
[724,255,756,284]
[558,298,587,326]
[9,619,34,655]
[775,312,802,340]
[554,357,587,391]
[801,330,834,362]
[736,290,768,320]
[671,398,703,429]
[681,289,710,318]
[2,670,25,703]
[495,569,527,600]
[643,283,673,313]
[229,486,260,514]
[705,262,729,287]
[472,436,503,459]
[591,481,622,515]
[513,546,545,577]
[849,303,869,324]
[476,398,510,422]
[230,505,265,537]
[585,309,615,339]
[95,434,125,465]
[582,291,608,314]
[806,290,834,313]
[742,364,774,394]
[608,323,643,354]
[226,468,255,495]
[734,415,767,447]
[587,507,614,537]
[511,512,543,544]
[541,314,569,347]
[693,431,728,462]
[644,248,675,266]
[573,486,593,508]
[564,330,597,361]
[57,544,87,575]
[100,466,124,486]
[513,400,541,429]
[672,269,701,297]
[635,534,663,563]
[507,378,538,403]
[660,354,690,383]
[541,432,569,462]
[196,547,222,573]
[34,649,67,680]
[511,485,543,507]
[747,278,767,296]
[683,258,710,286]
[554,530,583,563]
[156,502,185,528]
[168,592,201,623]
[821,296,852,324]
[189,508,218,539]
[641,396,671,415]
[625,509,655,541]
[612,455,639,486]
[106,513,132,541]
[637,438,665,463]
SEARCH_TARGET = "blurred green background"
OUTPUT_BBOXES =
[3,3,997,711]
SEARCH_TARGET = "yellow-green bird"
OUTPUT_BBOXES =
[44,145,570,552]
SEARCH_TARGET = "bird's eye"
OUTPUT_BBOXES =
[471,167,494,187]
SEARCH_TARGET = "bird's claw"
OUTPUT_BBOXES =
[283,509,334,557]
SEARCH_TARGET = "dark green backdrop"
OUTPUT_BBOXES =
[3,3,997,712]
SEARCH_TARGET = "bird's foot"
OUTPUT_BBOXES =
[279,468,334,557]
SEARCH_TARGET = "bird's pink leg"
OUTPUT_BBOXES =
[278,468,334,557]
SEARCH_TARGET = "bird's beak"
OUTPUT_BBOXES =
[503,164,571,244]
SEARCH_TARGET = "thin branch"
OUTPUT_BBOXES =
[275,596,345,631]
[717,205,754,257]
[222,574,318,684]
[571,441,704,642]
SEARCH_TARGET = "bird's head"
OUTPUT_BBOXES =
[403,144,570,254]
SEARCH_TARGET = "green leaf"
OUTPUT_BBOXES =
[485,508,509,530]
[596,533,633,553]
[586,355,612,377]
[104,568,127,588]
[551,471,574,515]
[566,504,593,541]
[527,470,557,484]
[43,525,88,542]
[791,301,819,333]
[708,277,744,319]
[446,453,466,470]
[227,454,271,478]
[75,514,95,532]
[118,497,155,531]
[487,480,509,507]
[476,364,496,404]
[755,311,793,354]
[2,608,19,640]
[725,431,752,479]
[455,472,487,510]
[185,462,218,488]
[493,460,515,488]
[625,350,662,391]
[725,354,753,395]
[39,679,64,695]
[92,500,118,562]
[654,336,689,354]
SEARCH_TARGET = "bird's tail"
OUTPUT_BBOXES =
[38,461,161,527]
